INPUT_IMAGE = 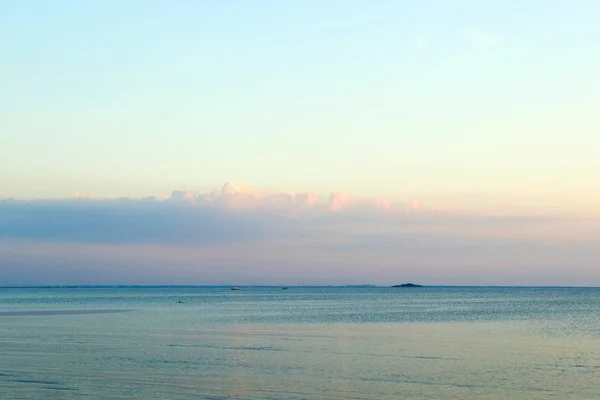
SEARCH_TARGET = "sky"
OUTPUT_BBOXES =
[1,1,599,285]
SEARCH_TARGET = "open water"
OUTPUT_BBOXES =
[2,286,600,399]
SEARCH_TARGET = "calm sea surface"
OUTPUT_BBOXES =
[2,287,600,399]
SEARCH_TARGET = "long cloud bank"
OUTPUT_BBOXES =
[1,182,599,286]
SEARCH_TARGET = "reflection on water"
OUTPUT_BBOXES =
[0,309,133,317]
[1,287,600,399]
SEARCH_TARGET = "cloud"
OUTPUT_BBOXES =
[1,182,599,285]
[328,191,351,212]
[168,181,398,215]
[198,182,319,213]
[1,182,596,247]
[0,197,272,245]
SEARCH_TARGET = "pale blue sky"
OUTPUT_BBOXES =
[2,1,599,209]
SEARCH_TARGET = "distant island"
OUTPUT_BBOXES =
[392,283,423,288]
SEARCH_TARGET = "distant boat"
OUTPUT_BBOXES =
[231,286,240,291]
[281,287,288,290]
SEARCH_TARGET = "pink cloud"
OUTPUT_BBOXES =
[167,182,435,216]
[328,191,351,212]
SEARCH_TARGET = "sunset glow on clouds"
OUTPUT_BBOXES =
[1,182,599,286]
[169,182,464,215]
[174,182,362,213]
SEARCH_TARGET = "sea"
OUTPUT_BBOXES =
[2,286,600,400]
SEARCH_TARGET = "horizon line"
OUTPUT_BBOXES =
[1,285,599,289]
